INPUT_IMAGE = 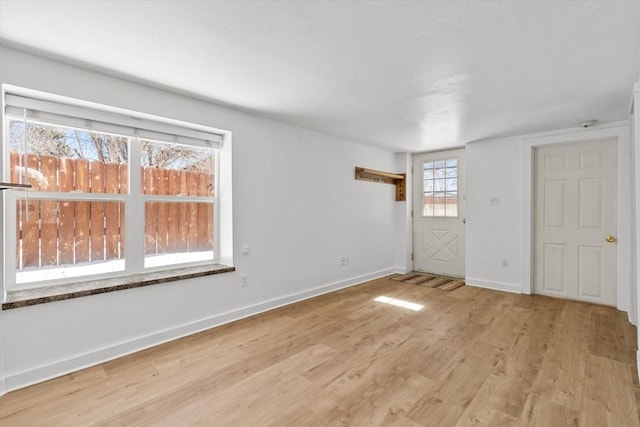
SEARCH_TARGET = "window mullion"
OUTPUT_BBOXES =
[126,137,144,274]
[143,194,214,203]
[17,192,126,201]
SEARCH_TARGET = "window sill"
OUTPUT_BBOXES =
[2,264,235,310]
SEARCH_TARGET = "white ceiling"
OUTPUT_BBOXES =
[1,1,639,152]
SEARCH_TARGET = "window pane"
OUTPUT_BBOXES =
[445,193,458,217]
[423,192,434,216]
[423,161,433,170]
[16,198,125,284]
[423,180,434,192]
[434,167,445,179]
[140,140,214,196]
[434,179,446,191]
[446,178,457,191]
[9,119,128,193]
[144,201,213,268]
[434,160,446,168]
[433,194,446,216]
[446,167,457,178]
[446,158,457,168]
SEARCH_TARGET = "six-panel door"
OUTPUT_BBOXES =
[534,139,617,306]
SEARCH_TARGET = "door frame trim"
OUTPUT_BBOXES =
[522,123,632,313]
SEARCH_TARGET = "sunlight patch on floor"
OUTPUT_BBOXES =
[374,295,424,311]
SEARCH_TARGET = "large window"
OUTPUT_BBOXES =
[3,91,224,289]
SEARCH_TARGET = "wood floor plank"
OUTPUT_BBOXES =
[406,340,505,426]
[517,393,581,427]
[580,353,640,426]
[454,407,517,427]
[1,276,639,426]
[472,301,561,420]
[266,405,328,427]
[589,310,636,363]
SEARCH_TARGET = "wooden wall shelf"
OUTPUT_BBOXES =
[355,167,406,201]
[0,182,32,191]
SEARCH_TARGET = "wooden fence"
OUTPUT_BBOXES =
[423,196,458,216]
[10,151,213,269]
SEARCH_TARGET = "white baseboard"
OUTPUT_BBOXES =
[465,277,522,294]
[4,267,398,392]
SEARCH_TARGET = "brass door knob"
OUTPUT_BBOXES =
[605,235,616,243]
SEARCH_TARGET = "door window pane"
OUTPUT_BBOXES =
[446,193,458,217]
[423,192,434,216]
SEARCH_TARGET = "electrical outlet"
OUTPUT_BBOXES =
[241,274,249,287]
[489,196,501,206]
[340,256,350,266]
[501,259,508,268]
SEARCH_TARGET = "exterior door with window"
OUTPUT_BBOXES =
[412,149,465,277]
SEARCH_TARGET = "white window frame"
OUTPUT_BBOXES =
[2,88,226,292]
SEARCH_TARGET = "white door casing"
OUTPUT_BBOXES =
[534,139,617,306]
[412,149,465,277]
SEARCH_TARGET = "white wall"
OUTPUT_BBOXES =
[465,137,524,293]
[0,47,407,393]
[466,123,633,314]
[394,152,413,272]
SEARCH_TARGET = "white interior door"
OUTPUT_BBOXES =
[534,139,617,306]
[412,149,465,277]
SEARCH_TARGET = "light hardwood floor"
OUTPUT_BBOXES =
[1,276,639,426]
